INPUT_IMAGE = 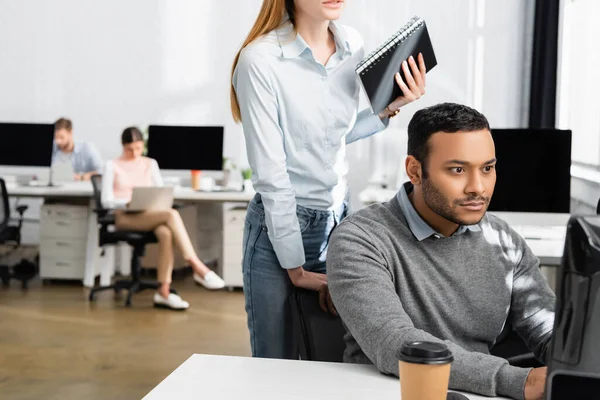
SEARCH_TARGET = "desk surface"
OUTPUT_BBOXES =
[6,182,255,202]
[143,354,506,400]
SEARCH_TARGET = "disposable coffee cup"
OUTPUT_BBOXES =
[199,176,214,192]
[398,341,454,400]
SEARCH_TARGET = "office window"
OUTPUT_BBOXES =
[557,0,600,166]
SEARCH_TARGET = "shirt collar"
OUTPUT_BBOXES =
[277,19,352,59]
[328,21,352,56]
[396,182,482,241]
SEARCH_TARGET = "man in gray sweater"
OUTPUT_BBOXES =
[327,103,555,400]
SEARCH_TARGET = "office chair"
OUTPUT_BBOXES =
[490,322,543,368]
[88,174,177,307]
[0,177,32,288]
[290,284,542,367]
[291,287,347,362]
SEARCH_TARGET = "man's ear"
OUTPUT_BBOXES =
[405,156,423,186]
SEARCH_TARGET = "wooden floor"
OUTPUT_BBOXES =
[0,277,251,400]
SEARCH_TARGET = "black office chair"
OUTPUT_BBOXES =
[490,322,543,368]
[291,287,347,362]
[290,284,542,367]
[0,177,33,288]
[88,174,176,307]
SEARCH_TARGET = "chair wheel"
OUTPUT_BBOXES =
[169,288,178,295]
[89,292,95,301]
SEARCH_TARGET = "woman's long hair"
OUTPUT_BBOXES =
[230,0,295,123]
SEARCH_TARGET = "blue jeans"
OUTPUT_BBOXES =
[242,193,348,359]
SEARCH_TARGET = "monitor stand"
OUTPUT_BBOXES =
[46,168,62,188]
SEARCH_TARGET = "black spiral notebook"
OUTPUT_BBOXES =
[356,16,437,115]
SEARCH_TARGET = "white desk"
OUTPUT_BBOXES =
[143,354,506,400]
[488,212,569,266]
[6,182,256,202]
[6,182,255,287]
[359,188,569,266]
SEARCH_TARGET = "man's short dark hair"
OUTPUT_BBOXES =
[407,103,490,175]
[54,118,72,132]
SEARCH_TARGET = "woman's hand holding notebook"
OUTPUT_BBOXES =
[356,16,438,116]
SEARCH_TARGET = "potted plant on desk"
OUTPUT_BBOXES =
[241,168,253,192]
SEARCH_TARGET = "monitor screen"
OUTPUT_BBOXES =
[147,125,223,171]
[488,129,572,213]
[0,123,54,167]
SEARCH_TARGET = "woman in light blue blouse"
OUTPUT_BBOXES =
[231,0,426,359]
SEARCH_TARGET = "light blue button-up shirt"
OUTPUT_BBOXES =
[233,20,388,269]
[397,182,482,240]
[52,141,104,175]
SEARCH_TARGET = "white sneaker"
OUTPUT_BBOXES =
[153,293,189,310]
[194,271,225,290]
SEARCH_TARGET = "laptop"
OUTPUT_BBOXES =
[127,187,174,211]
[50,162,75,184]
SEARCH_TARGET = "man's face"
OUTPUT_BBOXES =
[54,128,73,151]
[420,129,496,226]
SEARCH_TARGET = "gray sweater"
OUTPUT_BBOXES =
[327,193,555,400]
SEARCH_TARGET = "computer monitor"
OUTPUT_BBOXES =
[146,125,223,171]
[488,128,572,213]
[0,122,54,167]
[545,215,600,399]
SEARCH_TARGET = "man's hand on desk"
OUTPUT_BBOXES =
[287,267,337,316]
[524,367,547,400]
[76,172,96,181]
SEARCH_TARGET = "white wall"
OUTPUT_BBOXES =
[556,0,600,215]
[340,0,532,205]
[0,0,260,165]
[0,0,531,209]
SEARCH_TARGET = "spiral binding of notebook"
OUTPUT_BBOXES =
[356,16,424,76]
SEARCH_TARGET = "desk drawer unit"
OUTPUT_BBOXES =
[222,208,246,288]
[40,238,87,259]
[196,203,224,266]
[40,217,87,239]
[39,257,86,280]
[41,204,88,220]
[39,204,89,280]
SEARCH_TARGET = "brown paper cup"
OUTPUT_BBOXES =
[399,360,451,400]
[397,341,454,400]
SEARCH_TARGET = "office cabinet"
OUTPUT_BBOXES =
[195,203,224,266]
[222,207,246,288]
[39,204,89,279]
[195,203,246,289]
